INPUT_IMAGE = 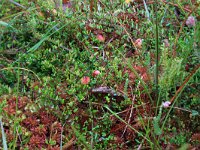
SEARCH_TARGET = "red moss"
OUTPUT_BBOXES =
[22,116,40,129]
[29,135,46,148]
[39,111,56,126]
[30,125,48,136]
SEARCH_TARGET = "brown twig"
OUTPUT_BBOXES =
[62,136,76,150]
[170,64,200,103]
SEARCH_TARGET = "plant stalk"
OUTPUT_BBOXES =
[155,0,159,103]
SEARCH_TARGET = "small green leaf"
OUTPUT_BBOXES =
[191,110,199,116]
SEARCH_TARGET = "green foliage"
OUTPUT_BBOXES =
[159,46,188,99]
[72,125,93,150]
[0,84,10,95]
[170,133,188,146]
[0,0,199,149]
[153,106,162,135]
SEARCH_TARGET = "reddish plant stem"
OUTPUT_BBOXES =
[170,64,200,103]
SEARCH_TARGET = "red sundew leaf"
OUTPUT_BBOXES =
[31,126,48,136]
[29,135,46,148]
[4,106,16,115]
[39,113,56,125]
[22,116,40,129]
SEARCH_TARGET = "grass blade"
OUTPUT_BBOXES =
[104,105,153,145]
[154,0,159,103]
[0,21,17,31]
[142,0,150,21]
[0,117,8,150]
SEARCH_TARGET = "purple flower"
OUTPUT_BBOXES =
[162,101,171,108]
[186,16,196,27]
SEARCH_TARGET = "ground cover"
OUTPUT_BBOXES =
[0,0,200,149]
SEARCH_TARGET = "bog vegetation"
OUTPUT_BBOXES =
[0,0,200,149]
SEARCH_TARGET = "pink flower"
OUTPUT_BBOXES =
[186,16,196,27]
[135,38,142,48]
[96,34,105,42]
[81,76,90,85]
[162,101,171,108]
[92,70,100,77]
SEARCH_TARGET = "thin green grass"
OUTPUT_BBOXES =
[0,117,8,150]
[12,60,21,150]
[154,0,159,104]
[104,105,153,146]
[0,20,17,31]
